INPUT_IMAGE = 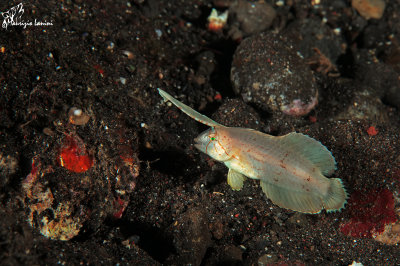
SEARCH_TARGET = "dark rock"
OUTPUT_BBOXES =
[211,98,263,130]
[335,88,391,122]
[228,0,276,39]
[166,207,212,266]
[384,86,400,109]
[354,49,400,109]
[231,32,318,116]
[222,245,243,263]
[284,17,346,63]
[258,253,279,265]
[210,220,225,240]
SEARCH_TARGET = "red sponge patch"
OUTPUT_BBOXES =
[340,189,397,238]
[59,135,93,173]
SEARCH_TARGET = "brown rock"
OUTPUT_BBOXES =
[352,0,385,20]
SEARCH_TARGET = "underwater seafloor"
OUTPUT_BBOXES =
[1,0,400,265]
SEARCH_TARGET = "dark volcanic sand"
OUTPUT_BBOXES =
[1,0,400,265]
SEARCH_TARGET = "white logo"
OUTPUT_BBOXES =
[1,3,53,29]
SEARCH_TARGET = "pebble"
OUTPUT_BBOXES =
[352,0,385,20]
[209,220,224,240]
[258,254,278,265]
[286,212,309,227]
[194,51,216,85]
[0,153,18,187]
[166,207,211,265]
[228,0,276,39]
[374,223,400,245]
[231,32,318,116]
[335,89,390,122]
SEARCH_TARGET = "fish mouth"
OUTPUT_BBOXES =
[193,137,202,151]
[194,143,202,151]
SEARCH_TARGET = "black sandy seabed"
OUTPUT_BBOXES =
[1,0,400,265]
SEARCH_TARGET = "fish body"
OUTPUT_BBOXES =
[159,89,347,213]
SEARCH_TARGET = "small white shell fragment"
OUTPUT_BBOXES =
[73,108,82,116]
[155,29,162,38]
[68,107,90,126]
[119,77,127,85]
[334,28,341,35]
[122,50,134,59]
[207,8,228,32]
[349,262,363,266]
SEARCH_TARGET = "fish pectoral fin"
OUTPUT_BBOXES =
[259,180,324,214]
[227,169,247,191]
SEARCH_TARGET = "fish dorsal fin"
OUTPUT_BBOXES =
[277,132,336,176]
[158,88,222,127]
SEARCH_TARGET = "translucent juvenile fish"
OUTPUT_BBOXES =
[158,89,347,214]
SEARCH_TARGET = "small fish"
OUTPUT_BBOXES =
[158,89,347,214]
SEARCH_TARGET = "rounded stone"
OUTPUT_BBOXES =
[231,32,318,116]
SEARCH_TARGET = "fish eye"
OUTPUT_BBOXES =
[210,137,216,141]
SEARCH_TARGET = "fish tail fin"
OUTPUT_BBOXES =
[323,178,348,212]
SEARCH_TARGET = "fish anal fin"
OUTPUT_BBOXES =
[227,169,247,191]
[260,177,347,214]
[260,180,324,214]
[279,132,336,176]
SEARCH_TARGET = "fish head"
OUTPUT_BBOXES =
[194,127,232,162]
